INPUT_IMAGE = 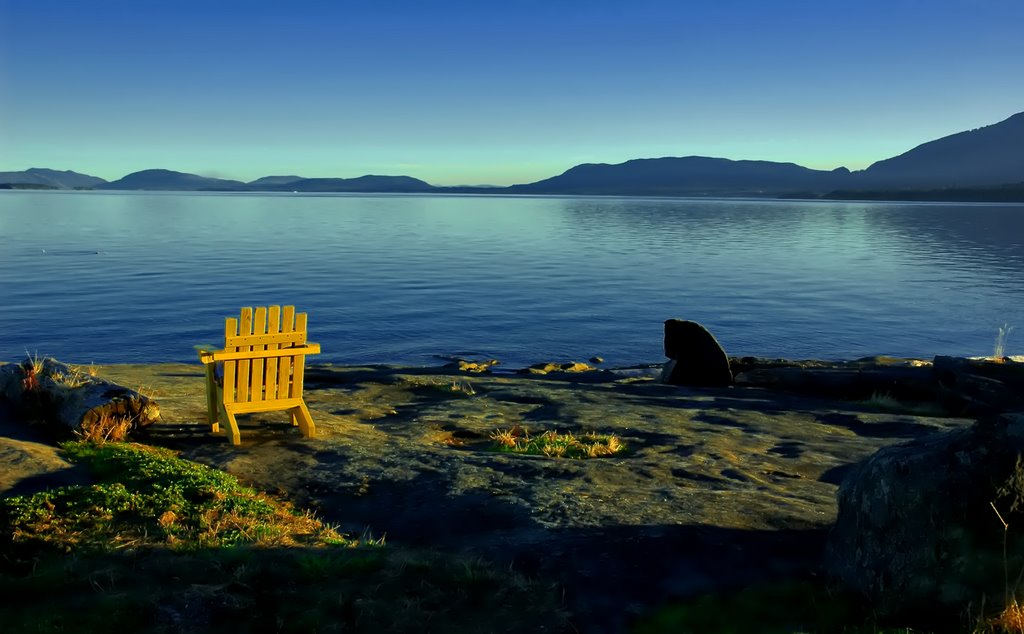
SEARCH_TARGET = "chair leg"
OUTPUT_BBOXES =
[216,402,240,445]
[204,365,220,433]
[292,402,316,439]
[223,409,242,446]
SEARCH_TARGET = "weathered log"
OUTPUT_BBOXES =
[734,367,865,396]
[854,366,938,402]
[0,358,160,434]
[933,355,1024,415]
[734,363,936,401]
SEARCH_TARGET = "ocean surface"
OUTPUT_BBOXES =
[1,191,1022,368]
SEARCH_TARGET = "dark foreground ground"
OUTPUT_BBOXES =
[0,361,972,632]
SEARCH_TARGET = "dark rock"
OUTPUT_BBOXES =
[823,412,1024,623]
[662,319,732,387]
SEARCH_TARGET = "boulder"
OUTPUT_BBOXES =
[661,319,733,387]
[823,413,1024,623]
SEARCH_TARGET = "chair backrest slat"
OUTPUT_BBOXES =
[277,306,297,397]
[289,312,309,399]
[264,305,281,402]
[235,307,253,403]
[248,307,268,403]
[223,317,239,404]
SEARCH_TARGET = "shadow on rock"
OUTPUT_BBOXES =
[816,412,943,439]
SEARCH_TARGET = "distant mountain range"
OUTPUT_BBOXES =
[856,111,1024,188]
[0,168,107,189]
[90,170,435,193]
[505,111,1024,197]
[96,169,245,191]
[2,111,1022,200]
[505,158,852,196]
[240,174,434,193]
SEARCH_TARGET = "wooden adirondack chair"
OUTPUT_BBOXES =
[197,306,320,445]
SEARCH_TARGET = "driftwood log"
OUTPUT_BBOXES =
[731,357,937,402]
[933,355,1024,415]
[731,355,1024,414]
[0,358,160,434]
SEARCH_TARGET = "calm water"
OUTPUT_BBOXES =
[1,191,1022,367]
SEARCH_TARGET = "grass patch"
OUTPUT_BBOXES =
[427,377,476,397]
[405,376,478,398]
[489,425,625,458]
[0,545,564,633]
[632,579,934,634]
[0,441,565,632]
[50,363,97,388]
[978,600,1024,633]
[76,412,134,443]
[1,441,347,560]
[994,324,1014,361]
[18,351,43,392]
[633,579,1024,634]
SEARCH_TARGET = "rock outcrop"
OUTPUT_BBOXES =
[823,412,1024,623]
[661,319,733,387]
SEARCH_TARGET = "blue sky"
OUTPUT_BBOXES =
[1,0,1022,185]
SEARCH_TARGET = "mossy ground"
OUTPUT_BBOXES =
[0,547,563,633]
[3,442,998,634]
[638,587,1024,634]
[0,441,565,633]
[633,580,944,634]
[1,441,344,556]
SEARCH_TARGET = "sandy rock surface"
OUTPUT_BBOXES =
[0,401,92,497]
[56,361,970,632]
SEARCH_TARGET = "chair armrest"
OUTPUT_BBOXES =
[199,343,321,364]
[196,344,225,364]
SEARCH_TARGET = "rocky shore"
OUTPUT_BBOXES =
[8,352,1020,631]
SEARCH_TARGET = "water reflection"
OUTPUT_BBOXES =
[0,191,1021,365]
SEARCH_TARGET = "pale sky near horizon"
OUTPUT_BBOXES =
[1,0,1022,186]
